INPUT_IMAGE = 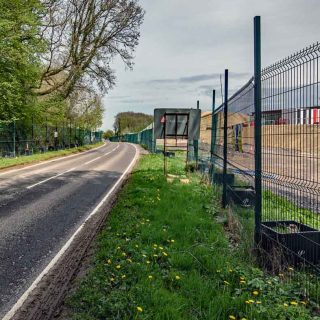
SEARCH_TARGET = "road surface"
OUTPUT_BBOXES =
[0,142,138,318]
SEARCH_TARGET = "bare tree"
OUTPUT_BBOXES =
[37,0,144,99]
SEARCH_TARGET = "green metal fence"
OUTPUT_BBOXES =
[0,119,102,157]
[110,125,155,153]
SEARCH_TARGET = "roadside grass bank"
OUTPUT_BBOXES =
[66,154,319,320]
[0,142,104,170]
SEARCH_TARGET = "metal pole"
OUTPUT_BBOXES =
[13,120,16,157]
[254,16,262,242]
[194,101,199,166]
[222,69,229,208]
[210,90,216,182]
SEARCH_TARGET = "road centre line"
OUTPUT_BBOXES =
[26,143,120,190]
[2,143,138,320]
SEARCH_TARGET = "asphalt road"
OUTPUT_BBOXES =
[0,142,137,318]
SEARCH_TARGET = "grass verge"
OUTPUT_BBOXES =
[66,154,319,320]
[0,142,104,170]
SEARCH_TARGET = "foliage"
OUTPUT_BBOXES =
[103,130,114,140]
[0,0,44,121]
[66,154,319,320]
[114,112,153,134]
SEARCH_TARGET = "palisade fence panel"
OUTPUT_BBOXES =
[0,120,101,158]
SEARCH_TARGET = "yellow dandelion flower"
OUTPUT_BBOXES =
[153,254,158,257]
[146,219,150,222]
[290,301,298,306]
[110,277,115,282]
[256,301,261,304]
[148,275,153,279]
[117,246,121,250]
[245,300,250,304]
[136,306,143,312]
[159,246,164,250]
[107,259,112,264]
[116,265,121,269]
[283,303,288,307]
[229,316,236,320]
[300,301,307,305]
[240,276,245,281]
[153,244,158,247]
[127,258,133,263]
[240,280,246,284]
[175,275,181,280]
[229,269,233,272]
[135,245,139,248]
[252,291,259,296]
[121,275,126,279]
[122,252,127,256]
[288,267,294,272]
[163,229,167,232]
[146,260,151,264]
[162,252,168,256]
[142,254,147,258]
[248,300,254,303]
[267,281,272,285]
[171,239,175,243]
[223,281,230,285]
[241,318,247,320]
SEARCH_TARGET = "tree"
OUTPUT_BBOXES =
[103,129,114,140]
[0,0,44,121]
[113,112,153,134]
[37,0,144,100]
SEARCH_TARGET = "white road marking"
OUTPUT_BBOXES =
[2,143,138,320]
[0,143,108,177]
[26,144,120,190]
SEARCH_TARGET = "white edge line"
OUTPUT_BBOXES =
[0,142,108,177]
[2,143,138,320]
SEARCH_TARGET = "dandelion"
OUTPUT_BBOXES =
[300,301,307,305]
[163,229,167,232]
[229,316,236,320]
[121,275,126,279]
[171,239,175,243]
[107,259,112,264]
[223,281,230,285]
[162,252,168,257]
[175,275,181,280]
[146,260,151,264]
[127,258,133,263]
[240,280,246,284]
[153,254,158,257]
[148,275,153,279]
[110,277,115,282]
[116,265,121,269]
[290,301,298,306]
[240,276,245,281]
[283,303,288,307]
[252,291,259,296]
[229,269,233,273]
[135,245,139,248]
[248,300,254,304]
[146,219,150,222]
[122,252,127,257]
[267,281,272,285]
[245,301,250,305]
[288,267,294,272]
[136,306,143,312]
[159,246,164,250]
[256,301,261,304]
[117,246,121,250]
[142,254,147,258]
[153,244,158,247]
[241,318,247,320]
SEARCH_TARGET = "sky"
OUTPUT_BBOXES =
[101,0,320,130]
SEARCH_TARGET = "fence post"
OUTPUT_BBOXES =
[222,69,229,208]
[13,120,16,157]
[254,16,262,243]
[210,90,216,182]
[194,100,200,165]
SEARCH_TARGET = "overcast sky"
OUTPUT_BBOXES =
[101,0,320,130]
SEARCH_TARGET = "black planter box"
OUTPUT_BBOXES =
[213,173,234,185]
[227,186,255,207]
[261,220,320,265]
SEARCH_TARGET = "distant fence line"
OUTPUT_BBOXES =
[0,119,103,157]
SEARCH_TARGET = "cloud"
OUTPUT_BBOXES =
[148,72,250,85]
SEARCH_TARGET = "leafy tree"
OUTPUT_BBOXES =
[103,130,114,140]
[0,0,44,121]
[114,112,153,134]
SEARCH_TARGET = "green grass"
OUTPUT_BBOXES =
[0,142,103,170]
[67,154,320,320]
